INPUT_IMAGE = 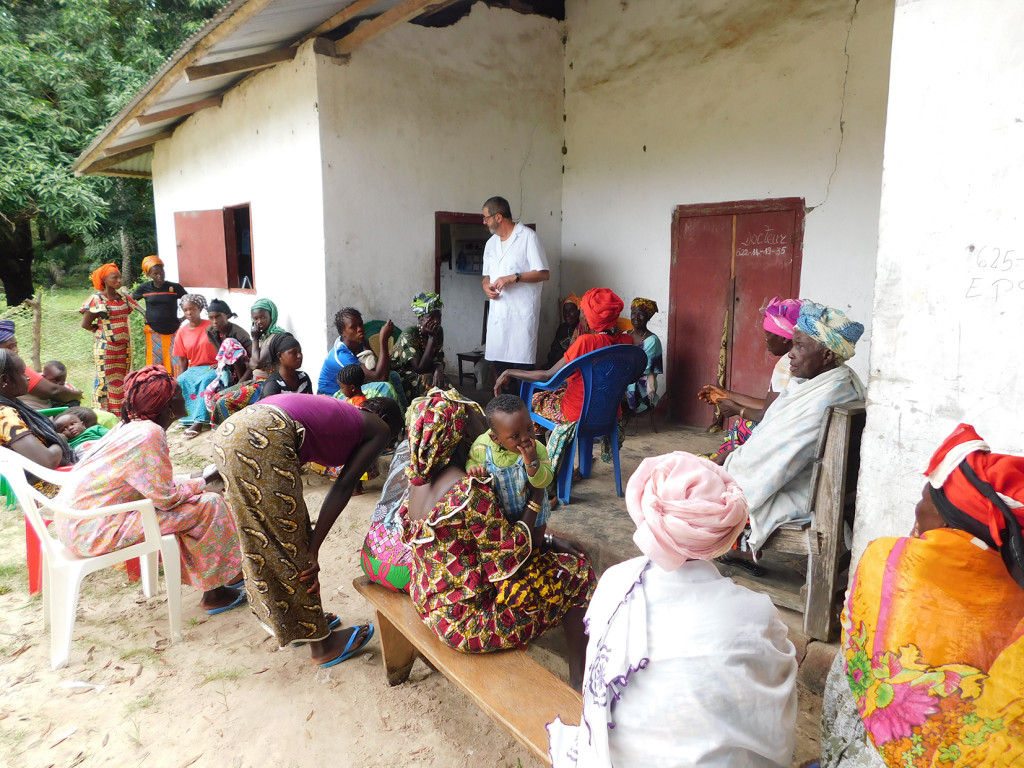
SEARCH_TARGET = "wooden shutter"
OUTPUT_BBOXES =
[174,210,229,289]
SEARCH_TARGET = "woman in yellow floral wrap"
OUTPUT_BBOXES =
[402,389,596,688]
[821,423,1024,768]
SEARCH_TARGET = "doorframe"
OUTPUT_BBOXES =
[434,211,486,294]
[668,197,805,422]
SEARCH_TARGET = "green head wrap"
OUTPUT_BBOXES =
[250,298,286,336]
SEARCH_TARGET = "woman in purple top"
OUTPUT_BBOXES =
[212,393,403,667]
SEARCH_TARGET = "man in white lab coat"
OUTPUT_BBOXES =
[480,196,550,386]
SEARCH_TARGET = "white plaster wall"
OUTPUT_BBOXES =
[561,0,894,381]
[152,42,326,358]
[314,5,564,364]
[854,0,1024,561]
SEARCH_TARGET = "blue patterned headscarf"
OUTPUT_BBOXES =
[411,292,443,317]
[796,301,864,362]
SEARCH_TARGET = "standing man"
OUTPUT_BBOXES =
[480,196,550,386]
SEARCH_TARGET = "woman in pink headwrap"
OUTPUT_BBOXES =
[698,296,803,458]
[548,452,797,768]
[495,287,632,424]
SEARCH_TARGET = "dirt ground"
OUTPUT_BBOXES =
[0,417,825,768]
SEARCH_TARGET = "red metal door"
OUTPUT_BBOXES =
[668,200,804,426]
[174,209,229,289]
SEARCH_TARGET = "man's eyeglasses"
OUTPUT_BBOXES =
[483,213,499,222]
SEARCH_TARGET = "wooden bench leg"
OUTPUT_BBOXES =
[376,609,419,686]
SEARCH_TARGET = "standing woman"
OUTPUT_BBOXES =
[80,263,144,415]
[208,298,285,424]
[172,294,219,439]
[212,394,403,666]
[131,255,187,370]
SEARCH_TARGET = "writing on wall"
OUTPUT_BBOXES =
[965,243,1024,303]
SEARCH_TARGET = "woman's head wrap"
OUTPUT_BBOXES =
[215,338,247,370]
[411,292,443,317]
[581,288,625,332]
[763,297,803,340]
[925,423,1024,587]
[795,301,864,362]
[267,332,301,362]
[562,292,582,309]
[0,350,75,464]
[120,364,175,423]
[207,298,236,318]
[179,293,208,313]
[631,297,658,318]
[406,388,484,486]
[626,452,749,571]
[0,320,15,344]
[90,263,119,290]
[121,365,176,424]
[250,298,286,336]
[141,255,163,275]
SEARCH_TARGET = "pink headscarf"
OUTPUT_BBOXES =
[626,452,749,571]
[762,296,803,339]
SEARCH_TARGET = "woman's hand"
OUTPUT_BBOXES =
[697,384,728,404]
[299,549,321,596]
[546,534,589,560]
[380,319,395,344]
[431,366,446,389]
[421,316,440,337]
[251,325,262,342]
[493,370,514,396]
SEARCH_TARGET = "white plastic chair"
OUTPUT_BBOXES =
[0,447,182,669]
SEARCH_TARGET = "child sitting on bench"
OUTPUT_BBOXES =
[467,394,553,525]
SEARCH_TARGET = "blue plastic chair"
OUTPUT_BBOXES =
[522,344,648,504]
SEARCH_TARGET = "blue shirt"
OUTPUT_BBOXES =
[317,337,363,395]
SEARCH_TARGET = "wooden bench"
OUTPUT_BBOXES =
[353,576,582,764]
[720,400,866,642]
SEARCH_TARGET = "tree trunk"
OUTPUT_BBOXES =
[117,179,136,286]
[0,219,37,306]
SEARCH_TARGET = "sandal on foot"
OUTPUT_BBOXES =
[290,614,342,647]
[204,588,246,616]
[319,623,375,668]
[183,425,204,440]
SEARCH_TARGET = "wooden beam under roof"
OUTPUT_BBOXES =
[334,0,439,55]
[102,130,175,157]
[185,47,296,82]
[302,0,385,42]
[95,169,152,179]
[86,145,154,172]
[136,95,223,126]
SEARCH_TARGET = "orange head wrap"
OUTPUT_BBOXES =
[141,255,164,275]
[90,263,120,291]
[580,288,624,333]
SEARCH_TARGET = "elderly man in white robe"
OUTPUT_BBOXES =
[548,452,797,768]
[719,301,866,555]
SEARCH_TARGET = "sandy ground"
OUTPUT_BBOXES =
[0,419,823,768]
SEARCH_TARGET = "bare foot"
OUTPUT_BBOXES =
[199,586,241,611]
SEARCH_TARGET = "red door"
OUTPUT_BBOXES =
[668,199,804,425]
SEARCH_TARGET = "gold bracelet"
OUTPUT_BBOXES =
[740,407,746,420]
[526,501,542,513]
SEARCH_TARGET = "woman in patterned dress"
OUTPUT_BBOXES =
[402,389,596,689]
[0,350,75,476]
[54,366,244,613]
[390,292,448,403]
[80,263,144,414]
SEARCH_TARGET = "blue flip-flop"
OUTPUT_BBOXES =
[204,588,246,616]
[289,614,342,647]
[227,579,244,590]
[318,623,375,668]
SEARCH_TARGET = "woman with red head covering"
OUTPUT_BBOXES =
[495,287,632,424]
[821,424,1024,768]
[80,263,145,414]
[54,366,245,614]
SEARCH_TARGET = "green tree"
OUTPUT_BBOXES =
[0,0,222,304]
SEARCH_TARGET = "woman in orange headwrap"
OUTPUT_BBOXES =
[496,287,632,424]
[80,264,144,414]
[821,423,1024,768]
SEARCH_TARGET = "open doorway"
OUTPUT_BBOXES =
[668,198,804,425]
[435,212,490,368]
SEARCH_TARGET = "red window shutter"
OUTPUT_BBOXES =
[174,210,229,289]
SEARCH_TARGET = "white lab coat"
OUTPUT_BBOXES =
[482,222,548,365]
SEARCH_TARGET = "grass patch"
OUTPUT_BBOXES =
[124,694,156,716]
[201,666,246,685]
[173,452,208,470]
[119,647,158,662]
[0,560,27,596]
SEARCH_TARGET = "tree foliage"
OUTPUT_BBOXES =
[0,0,223,304]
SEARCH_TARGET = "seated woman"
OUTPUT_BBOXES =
[172,294,219,439]
[259,333,312,397]
[822,424,1024,768]
[391,292,448,403]
[402,389,595,688]
[53,366,244,614]
[549,452,797,767]
[206,298,252,357]
[545,293,581,368]
[316,307,396,398]
[212,392,403,666]
[0,350,76,477]
[208,298,285,424]
[624,297,663,414]
[698,297,802,457]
